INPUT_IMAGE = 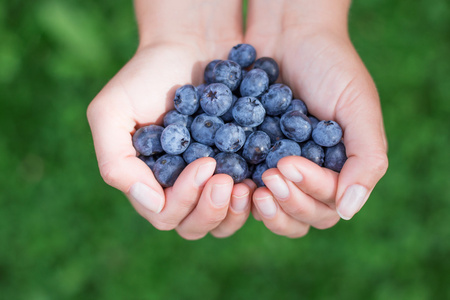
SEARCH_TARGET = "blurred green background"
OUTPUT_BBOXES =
[1,0,450,299]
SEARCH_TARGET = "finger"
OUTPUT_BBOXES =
[253,187,310,238]
[335,79,389,220]
[210,180,255,238]
[87,88,166,213]
[176,174,234,240]
[128,157,216,230]
[262,169,340,229]
[277,156,338,205]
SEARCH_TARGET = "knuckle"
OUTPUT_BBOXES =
[177,231,207,241]
[370,152,389,177]
[287,225,310,239]
[314,215,340,230]
[99,162,119,187]
[152,220,176,231]
[268,221,289,235]
[210,228,234,239]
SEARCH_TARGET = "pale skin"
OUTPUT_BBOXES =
[87,0,388,239]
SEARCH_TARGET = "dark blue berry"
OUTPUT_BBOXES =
[257,116,284,144]
[308,115,320,130]
[228,44,257,68]
[214,123,246,153]
[196,83,207,99]
[138,154,156,171]
[153,154,186,187]
[132,125,164,156]
[242,131,271,164]
[261,83,293,116]
[286,99,308,115]
[266,139,301,168]
[252,162,269,187]
[312,120,343,147]
[239,69,269,97]
[200,83,233,116]
[182,142,215,164]
[301,140,324,166]
[212,60,242,91]
[280,110,312,142]
[160,124,191,155]
[232,97,266,127]
[324,142,347,172]
[163,109,193,129]
[253,57,279,84]
[220,94,238,122]
[204,60,221,84]
[173,84,199,115]
[190,113,224,146]
[214,152,248,183]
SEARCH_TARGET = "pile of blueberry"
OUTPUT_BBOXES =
[133,44,347,187]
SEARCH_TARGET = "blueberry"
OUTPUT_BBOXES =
[252,162,269,187]
[232,97,266,127]
[301,140,324,166]
[132,125,164,156]
[200,83,233,116]
[257,116,285,144]
[312,120,343,147]
[212,60,242,91]
[182,142,215,164]
[324,142,347,172]
[196,83,207,99]
[228,44,257,68]
[286,99,308,115]
[253,57,279,84]
[153,154,186,187]
[242,131,271,164]
[266,139,301,168]
[280,110,312,142]
[204,59,221,84]
[214,152,248,183]
[261,83,293,116]
[220,94,238,122]
[173,84,199,115]
[160,124,191,155]
[308,115,320,130]
[240,124,255,138]
[190,113,224,146]
[239,69,269,98]
[214,123,246,153]
[163,109,193,129]
[138,154,157,171]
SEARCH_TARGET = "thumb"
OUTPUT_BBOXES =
[335,83,388,220]
[87,89,166,214]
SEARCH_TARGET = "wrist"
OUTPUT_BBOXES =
[135,0,243,49]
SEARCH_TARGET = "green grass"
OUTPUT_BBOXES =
[1,0,450,299]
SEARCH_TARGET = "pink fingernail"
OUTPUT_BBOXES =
[280,164,303,182]
[130,182,164,213]
[211,183,232,207]
[194,162,216,187]
[263,175,290,200]
[337,184,368,220]
[231,193,249,212]
[255,195,277,218]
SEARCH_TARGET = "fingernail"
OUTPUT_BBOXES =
[280,164,303,182]
[195,162,216,187]
[255,195,277,218]
[211,182,232,207]
[130,182,164,213]
[337,184,368,220]
[263,175,290,200]
[231,192,249,212]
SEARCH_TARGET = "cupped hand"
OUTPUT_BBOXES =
[87,39,255,239]
[246,24,388,236]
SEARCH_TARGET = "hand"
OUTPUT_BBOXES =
[87,0,254,239]
[245,0,388,237]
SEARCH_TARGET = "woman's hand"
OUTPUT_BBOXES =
[87,0,255,239]
[245,0,388,237]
